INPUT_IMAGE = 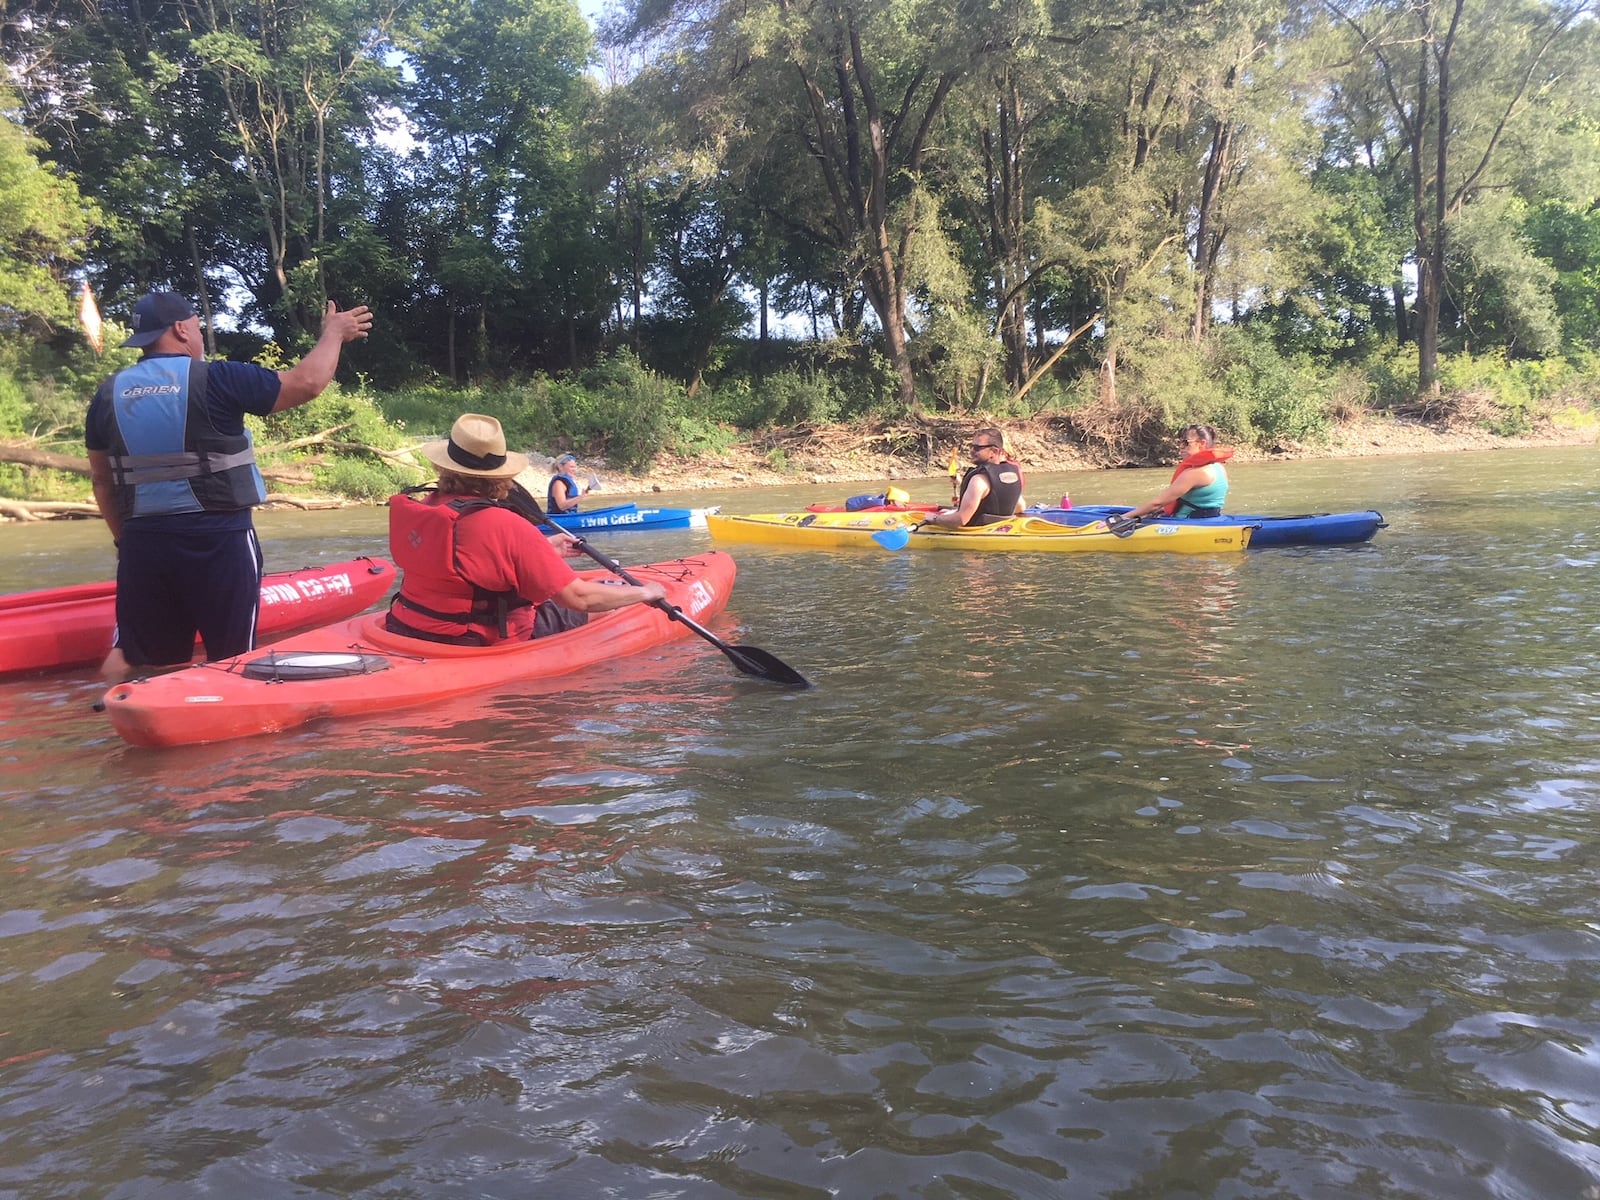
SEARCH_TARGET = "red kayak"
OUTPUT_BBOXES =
[0,556,395,677]
[101,552,737,748]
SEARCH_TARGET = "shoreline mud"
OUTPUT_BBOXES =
[579,413,1599,498]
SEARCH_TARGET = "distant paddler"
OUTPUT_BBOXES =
[919,429,1027,530]
[546,451,603,514]
[1114,423,1233,523]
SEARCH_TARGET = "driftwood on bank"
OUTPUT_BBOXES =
[0,425,411,524]
[0,499,102,521]
[262,494,351,510]
[3,424,424,476]
[0,442,90,475]
[254,422,356,453]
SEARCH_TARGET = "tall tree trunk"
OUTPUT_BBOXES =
[186,221,215,356]
[757,276,769,384]
[791,11,962,417]
[1415,234,1444,392]
[1191,96,1236,342]
[631,179,646,349]
[982,70,1030,390]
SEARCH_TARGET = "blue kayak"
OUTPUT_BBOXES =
[1030,505,1385,547]
[543,502,719,534]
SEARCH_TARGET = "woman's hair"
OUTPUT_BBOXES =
[1179,423,1217,447]
[436,470,514,500]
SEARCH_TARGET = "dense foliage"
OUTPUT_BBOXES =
[0,0,1597,498]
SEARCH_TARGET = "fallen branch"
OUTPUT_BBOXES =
[262,494,351,510]
[1011,312,1100,408]
[0,499,102,521]
[323,440,426,468]
[255,422,356,453]
[0,442,90,475]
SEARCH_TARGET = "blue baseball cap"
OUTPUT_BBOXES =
[121,291,197,348]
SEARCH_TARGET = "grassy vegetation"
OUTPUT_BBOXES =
[0,334,1593,504]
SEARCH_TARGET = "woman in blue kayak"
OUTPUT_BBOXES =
[1116,424,1233,521]
[546,452,594,513]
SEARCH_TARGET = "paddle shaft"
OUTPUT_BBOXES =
[507,485,810,688]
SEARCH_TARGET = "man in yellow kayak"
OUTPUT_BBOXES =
[920,428,1026,529]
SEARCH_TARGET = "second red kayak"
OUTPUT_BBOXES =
[101,551,737,747]
[0,556,396,677]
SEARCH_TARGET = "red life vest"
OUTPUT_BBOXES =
[387,492,528,644]
[1161,446,1234,515]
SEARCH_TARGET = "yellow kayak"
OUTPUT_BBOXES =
[705,512,1255,553]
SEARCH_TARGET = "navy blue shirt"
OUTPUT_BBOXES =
[86,353,282,532]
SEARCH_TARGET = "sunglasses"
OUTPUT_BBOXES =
[969,442,997,451]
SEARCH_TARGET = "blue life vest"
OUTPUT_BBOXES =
[95,357,265,520]
[548,472,580,511]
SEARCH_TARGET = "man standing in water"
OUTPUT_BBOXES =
[86,291,373,681]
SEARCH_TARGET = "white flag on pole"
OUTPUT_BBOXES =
[78,282,103,354]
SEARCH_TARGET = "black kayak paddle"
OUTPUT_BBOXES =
[508,485,811,689]
[1103,512,1154,538]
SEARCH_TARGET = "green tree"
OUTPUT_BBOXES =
[619,0,1022,414]
[186,0,400,337]
[395,0,599,378]
[0,91,97,336]
[1323,0,1597,392]
[5,0,398,350]
[1524,197,1600,356]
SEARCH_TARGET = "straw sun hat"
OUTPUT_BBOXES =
[421,413,528,479]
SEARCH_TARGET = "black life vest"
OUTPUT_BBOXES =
[960,460,1025,525]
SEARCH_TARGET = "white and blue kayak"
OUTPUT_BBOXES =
[542,502,719,534]
[1030,505,1385,547]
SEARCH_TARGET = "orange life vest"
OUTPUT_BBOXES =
[387,492,529,644]
[1161,446,1234,515]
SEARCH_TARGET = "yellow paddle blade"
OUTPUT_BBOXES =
[947,450,959,477]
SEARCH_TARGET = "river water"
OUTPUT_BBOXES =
[2,447,1599,1198]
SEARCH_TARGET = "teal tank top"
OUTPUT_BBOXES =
[1178,465,1228,513]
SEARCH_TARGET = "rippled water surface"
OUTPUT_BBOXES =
[3,448,1600,1198]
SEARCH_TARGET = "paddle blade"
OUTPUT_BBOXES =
[720,643,811,688]
[1104,514,1140,538]
[871,526,912,550]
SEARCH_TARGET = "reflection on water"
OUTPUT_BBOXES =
[2,447,1600,1197]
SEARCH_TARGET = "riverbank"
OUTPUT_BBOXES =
[3,409,1594,525]
[585,410,1600,497]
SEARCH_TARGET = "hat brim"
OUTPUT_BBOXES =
[120,328,167,349]
[421,440,529,479]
